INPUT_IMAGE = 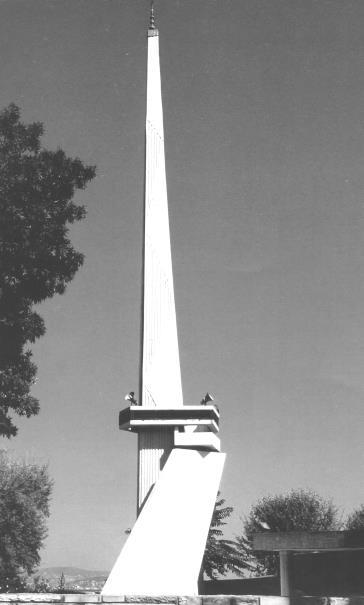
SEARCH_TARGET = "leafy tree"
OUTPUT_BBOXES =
[202,494,251,580]
[0,450,52,591]
[243,489,339,575]
[346,505,364,530]
[0,104,95,437]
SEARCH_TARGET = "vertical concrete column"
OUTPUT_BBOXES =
[279,551,293,596]
[137,429,173,512]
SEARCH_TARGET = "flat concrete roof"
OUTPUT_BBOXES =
[253,530,364,552]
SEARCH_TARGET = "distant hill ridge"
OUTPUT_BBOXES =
[37,568,108,590]
[40,567,108,579]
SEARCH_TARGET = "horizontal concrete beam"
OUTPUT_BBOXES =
[119,405,220,434]
[253,529,364,552]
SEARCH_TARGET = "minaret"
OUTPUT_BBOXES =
[137,2,183,511]
[102,6,224,595]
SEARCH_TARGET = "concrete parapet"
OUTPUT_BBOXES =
[0,596,364,605]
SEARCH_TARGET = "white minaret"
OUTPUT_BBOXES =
[102,5,224,596]
[137,3,183,512]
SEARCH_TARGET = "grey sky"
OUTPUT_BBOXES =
[2,0,364,570]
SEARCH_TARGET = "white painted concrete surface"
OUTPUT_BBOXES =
[137,24,184,510]
[137,428,174,510]
[102,448,225,596]
[142,29,183,410]
[174,428,221,452]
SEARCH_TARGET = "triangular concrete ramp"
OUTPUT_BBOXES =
[102,448,225,596]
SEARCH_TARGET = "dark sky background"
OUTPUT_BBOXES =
[1,0,364,571]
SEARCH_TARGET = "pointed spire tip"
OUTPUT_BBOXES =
[149,1,156,29]
[148,1,158,35]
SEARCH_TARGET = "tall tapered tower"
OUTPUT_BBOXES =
[142,4,183,410]
[137,4,183,511]
[102,5,224,596]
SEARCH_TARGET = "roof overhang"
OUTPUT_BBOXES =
[253,530,364,553]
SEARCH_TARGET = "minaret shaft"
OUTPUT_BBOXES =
[141,29,183,410]
[137,429,173,511]
[137,25,183,512]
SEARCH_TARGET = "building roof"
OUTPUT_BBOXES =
[253,530,364,552]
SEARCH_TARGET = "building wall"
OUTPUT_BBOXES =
[293,551,364,596]
[204,551,364,597]
[203,577,280,596]
[0,595,364,605]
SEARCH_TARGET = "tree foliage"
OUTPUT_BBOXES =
[243,489,339,575]
[57,572,66,592]
[346,505,364,530]
[0,450,52,591]
[0,104,95,437]
[202,494,251,580]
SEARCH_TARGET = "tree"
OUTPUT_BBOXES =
[346,505,364,530]
[243,489,339,575]
[0,104,95,437]
[57,572,65,592]
[0,450,52,591]
[202,494,251,580]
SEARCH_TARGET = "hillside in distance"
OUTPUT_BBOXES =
[37,567,108,592]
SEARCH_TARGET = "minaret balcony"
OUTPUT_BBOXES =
[119,404,220,434]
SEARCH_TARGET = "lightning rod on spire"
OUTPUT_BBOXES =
[149,1,156,30]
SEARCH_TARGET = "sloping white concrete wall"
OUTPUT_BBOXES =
[102,449,225,596]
